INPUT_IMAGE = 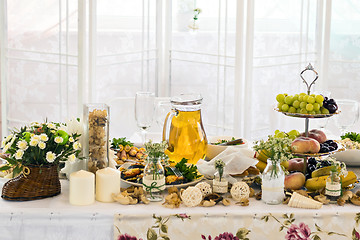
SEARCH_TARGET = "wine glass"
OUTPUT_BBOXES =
[334,99,359,136]
[313,91,331,131]
[135,92,155,143]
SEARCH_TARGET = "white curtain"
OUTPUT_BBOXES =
[1,0,360,141]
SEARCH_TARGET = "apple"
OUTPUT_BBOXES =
[300,129,327,144]
[284,172,306,190]
[287,158,305,172]
[291,137,320,154]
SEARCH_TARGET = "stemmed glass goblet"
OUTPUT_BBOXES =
[135,92,155,143]
[334,99,359,136]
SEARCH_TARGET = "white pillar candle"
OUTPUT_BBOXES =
[95,167,120,202]
[69,170,95,205]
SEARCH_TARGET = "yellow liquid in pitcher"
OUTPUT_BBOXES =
[163,110,207,165]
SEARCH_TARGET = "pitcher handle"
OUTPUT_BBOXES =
[163,109,178,143]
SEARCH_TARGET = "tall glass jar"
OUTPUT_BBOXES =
[325,169,342,203]
[84,104,110,174]
[142,157,165,202]
[261,159,285,205]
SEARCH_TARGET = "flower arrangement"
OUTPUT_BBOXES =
[144,140,169,163]
[0,121,82,176]
[214,159,225,182]
[253,135,293,163]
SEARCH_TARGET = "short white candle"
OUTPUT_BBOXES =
[95,167,120,202]
[69,170,95,205]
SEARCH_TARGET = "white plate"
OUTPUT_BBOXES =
[120,176,204,189]
[119,162,204,188]
[332,149,360,166]
[207,136,248,160]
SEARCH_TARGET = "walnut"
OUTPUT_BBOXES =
[314,195,330,205]
[236,198,249,206]
[163,193,181,208]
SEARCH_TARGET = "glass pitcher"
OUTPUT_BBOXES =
[162,93,207,165]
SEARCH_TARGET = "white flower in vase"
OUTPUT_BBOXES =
[40,134,49,142]
[46,151,56,163]
[38,141,46,150]
[17,140,28,150]
[14,150,24,160]
[54,137,63,144]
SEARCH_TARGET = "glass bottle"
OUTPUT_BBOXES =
[84,104,110,174]
[261,159,285,205]
[325,169,342,203]
[142,157,165,202]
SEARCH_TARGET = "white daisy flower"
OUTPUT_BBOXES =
[46,151,56,163]
[5,134,13,142]
[69,137,74,143]
[68,154,76,163]
[32,135,41,141]
[17,140,28,150]
[54,136,63,144]
[38,141,46,150]
[29,138,39,147]
[30,122,40,127]
[40,134,48,142]
[51,130,56,134]
[14,150,24,160]
[73,142,81,150]
[47,123,56,129]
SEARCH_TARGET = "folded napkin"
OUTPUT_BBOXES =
[196,147,258,184]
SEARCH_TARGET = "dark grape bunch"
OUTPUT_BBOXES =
[323,97,338,114]
[319,140,338,153]
[306,157,332,179]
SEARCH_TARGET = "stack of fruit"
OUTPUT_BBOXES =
[304,157,357,191]
[291,129,338,155]
[276,93,338,114]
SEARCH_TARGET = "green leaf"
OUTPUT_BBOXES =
[290,213,294,219]
[282,214,289,219]
[0,165,12,171]
[312,235,321,240]
[315,223,321,232]
[279,226,284,232]
[236,228,250,239]
[162,237,170,240]
[356,213,360,226]
[160,224,168,233]
[147,228,157,240]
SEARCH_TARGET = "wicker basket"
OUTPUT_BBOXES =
[1,164,61,201]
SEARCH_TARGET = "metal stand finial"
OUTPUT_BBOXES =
[300,63,319,95]
[300,63,319,137]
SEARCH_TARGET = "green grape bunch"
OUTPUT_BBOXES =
[276,93,329,115]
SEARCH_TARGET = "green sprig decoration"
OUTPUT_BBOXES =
[215,159,225,182]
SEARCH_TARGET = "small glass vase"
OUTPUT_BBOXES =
[261,159,285,205]
[142,157,165,202]
[325,169,342,203]
[84,103,110,174]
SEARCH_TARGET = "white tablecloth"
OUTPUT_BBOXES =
[0,180,360,240]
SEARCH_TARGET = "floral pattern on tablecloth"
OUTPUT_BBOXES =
[114,212,360,240]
